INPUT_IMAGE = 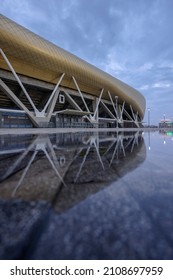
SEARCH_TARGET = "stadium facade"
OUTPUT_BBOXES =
[0,14,146,128]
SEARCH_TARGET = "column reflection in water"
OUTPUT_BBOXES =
[0,131,146,212]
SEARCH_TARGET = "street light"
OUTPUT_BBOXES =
[147,108,150,127]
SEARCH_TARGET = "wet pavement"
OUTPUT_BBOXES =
[0,130,173,259]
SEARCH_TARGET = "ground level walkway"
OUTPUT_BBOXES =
[0,127,160,135]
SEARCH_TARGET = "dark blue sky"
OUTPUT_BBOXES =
[1,0,173,124]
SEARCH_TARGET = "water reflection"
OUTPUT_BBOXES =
[0,131,145,212]
[159,129,173,144]
[1,131,173,260]
[145,130,173,151]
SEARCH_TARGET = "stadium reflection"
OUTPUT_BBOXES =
[0,131,146,212]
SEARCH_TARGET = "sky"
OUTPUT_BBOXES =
[1,0,173,125]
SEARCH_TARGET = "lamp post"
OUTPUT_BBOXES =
[147,108,150,127]
[115,96,118,129]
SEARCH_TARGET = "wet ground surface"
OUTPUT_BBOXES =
[0,130,173,259]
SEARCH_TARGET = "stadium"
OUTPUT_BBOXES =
[0,14,145,128]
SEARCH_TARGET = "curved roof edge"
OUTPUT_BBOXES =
[0,14,146,118]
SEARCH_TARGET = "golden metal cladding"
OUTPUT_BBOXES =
[0,14,145,118]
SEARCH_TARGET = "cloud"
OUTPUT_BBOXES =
[103,49,127,76]
[139,85,149,90]
[138,63,153,72]
[152,82,171,88]
[1,0,45,25]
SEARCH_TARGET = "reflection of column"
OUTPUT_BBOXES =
[75,135,104,182]
[148,131,151,150]
[0,134,5,145]
[3,135,67,196]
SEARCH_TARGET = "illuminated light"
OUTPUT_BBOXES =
[167,132,173,136]
[149,146,151,150]
[164,140,166,145]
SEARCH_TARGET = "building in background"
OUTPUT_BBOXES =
[0,14,145,128]
[159,118,173,128]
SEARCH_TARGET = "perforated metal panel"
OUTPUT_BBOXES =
[0,14,145,118]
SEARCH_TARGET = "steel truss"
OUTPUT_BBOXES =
[0,48,141,128]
